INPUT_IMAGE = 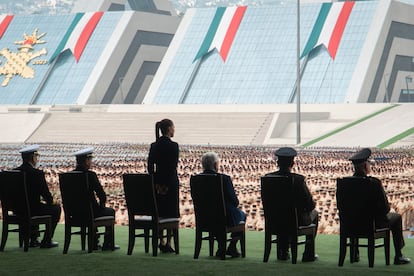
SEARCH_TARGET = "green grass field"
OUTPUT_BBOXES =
[0,225,412,275]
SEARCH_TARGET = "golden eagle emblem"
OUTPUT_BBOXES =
[0,28,47,86]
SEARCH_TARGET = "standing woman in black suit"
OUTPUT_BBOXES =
[148,118,179,253]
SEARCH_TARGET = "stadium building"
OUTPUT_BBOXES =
[0,0,414,147]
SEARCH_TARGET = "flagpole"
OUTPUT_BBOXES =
[179,57,203,104]
[296,0,301,145]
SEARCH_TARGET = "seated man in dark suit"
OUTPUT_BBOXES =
[72,147,119,251]
[15,145,61,248]
[265,147,318,262]
[200,151,246,258]
[348,148,410,265]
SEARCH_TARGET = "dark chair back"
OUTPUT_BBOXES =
[261,175,316,264]
[190,174,226,232]
[123,173,179,256]
[336,177,376,236]
[123,173,158,219]
[59,171,115,254]
[0,170,52,252]
[336,176,390,267]
[59,171,93,225]
[261,175,298,235]
[190,173,246,260]
[0,170,30,218]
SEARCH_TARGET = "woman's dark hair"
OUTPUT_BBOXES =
[155,119,174,140]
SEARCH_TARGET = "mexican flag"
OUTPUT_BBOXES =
[0,15,13,39]
[301,2,355,60]
[50,12,103,62]
[194,6,247,62]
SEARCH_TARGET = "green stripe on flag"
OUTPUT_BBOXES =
[50,13,84,62]
[300,3,332,59]
[193,7,226,62]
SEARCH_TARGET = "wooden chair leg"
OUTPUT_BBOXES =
[87,226,94,253]
[384,232,390,265]
[80,226,86,251]
[173,228,179,254]
[338,235,347,266]
[368,237,375,268]
[127,225,135,255]
[194,229,202,259]
[63,224,71,254]
[263,231,271,262]
[208,232,214,256]
[240,231,246,258]
[152,227,158,257]
[144,228,149,253]
[291,238,298,264]
[0,221,9,251]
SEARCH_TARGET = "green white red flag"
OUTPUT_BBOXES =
[50,12,103,62]
[301,2,355,60]
[194,6,247,62]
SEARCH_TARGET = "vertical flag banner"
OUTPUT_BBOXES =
[0,15,13,39]
[50,12,103,62]
[301,1,355,60]
[194,6,247,62]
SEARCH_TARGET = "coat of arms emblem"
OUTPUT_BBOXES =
[0,28,47,86]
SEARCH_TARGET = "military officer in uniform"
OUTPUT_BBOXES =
[348,148,410,265]
[15,145,60,248]
[265,147,319,262]
[72,147,119,251]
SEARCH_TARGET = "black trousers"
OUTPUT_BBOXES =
[278,209,319,258]
[94,207,115,246]
[379,212,405,257]
[31,203,61,242]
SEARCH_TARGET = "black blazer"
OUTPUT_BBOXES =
[148,136,179,189]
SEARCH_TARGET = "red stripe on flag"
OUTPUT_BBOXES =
[0,15,13,39]
[73,12,103,62]
[220,6,247,62]
[327,2,355,60]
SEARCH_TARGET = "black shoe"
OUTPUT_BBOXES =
[159,243,172,253]
[40,240,59,248]
[302,254,318,262]
[165,244,175,253]
[226,246,240,258]
[102,244,120,251]
[353,253,360,263]
[215,249,225,259]
[394,256,410,265]
[277,251,290,261]
[29,239,41,248]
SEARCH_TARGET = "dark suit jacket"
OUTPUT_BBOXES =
[74,166,107,214]
[148,136,179,217]
[203,170,246,227]
[15,162,54,212]
[266,170,316,226]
